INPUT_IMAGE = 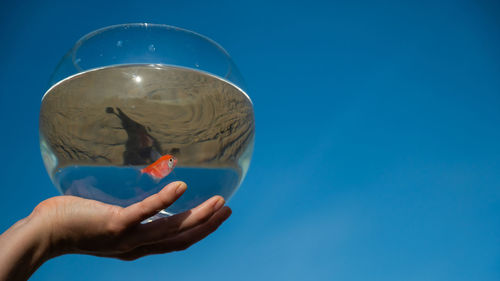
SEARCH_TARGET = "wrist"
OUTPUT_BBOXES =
[25,212,61,260]
[0,214,55,281]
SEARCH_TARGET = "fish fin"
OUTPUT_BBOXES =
[150,174,163,182]
[141,170,161,181]
[150,150,162,162]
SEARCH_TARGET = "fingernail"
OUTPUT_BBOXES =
[213,198,225,211]
[175,182,187,195]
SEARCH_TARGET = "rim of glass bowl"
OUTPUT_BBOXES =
[71,23,234,74]
[43,23,251,103]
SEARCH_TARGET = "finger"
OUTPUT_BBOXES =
[122,196,226,247]
[116,206,232,260]
[167,206,232,249]
[118,181,187,227]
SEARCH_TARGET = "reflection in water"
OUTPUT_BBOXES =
[106,107,163,165]
[40,65,254,172]
[39,64,254,213]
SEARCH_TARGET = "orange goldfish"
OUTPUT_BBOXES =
[141,154,177,180]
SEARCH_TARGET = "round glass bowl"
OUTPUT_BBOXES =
[39,23,255,215]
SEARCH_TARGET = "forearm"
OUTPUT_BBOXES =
[0,215,53,281]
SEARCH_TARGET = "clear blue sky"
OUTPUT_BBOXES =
[1,1,499,280]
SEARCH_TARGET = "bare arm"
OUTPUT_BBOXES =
[0,181,231,281]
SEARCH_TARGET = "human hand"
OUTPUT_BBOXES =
[34,181,231,259]
[0,181,231,281]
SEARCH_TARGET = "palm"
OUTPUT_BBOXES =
[32,182,231,260]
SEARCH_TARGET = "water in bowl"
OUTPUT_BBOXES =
[40,64,255,214]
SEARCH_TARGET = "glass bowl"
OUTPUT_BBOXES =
[39,23,255,216]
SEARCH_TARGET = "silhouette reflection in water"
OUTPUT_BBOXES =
[106,107,163,165]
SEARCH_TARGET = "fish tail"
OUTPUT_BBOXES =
[140,166,153,175]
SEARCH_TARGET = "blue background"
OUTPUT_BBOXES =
[1,1,499,280]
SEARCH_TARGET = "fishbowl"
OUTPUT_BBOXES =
[39,23,255,215]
